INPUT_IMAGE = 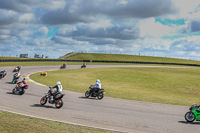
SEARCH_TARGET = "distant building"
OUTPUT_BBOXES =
[20,54,28,58]
[34,53,44,58]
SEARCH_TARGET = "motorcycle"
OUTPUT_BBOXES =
[40,87,65,108]
[60,64,66,69]
[12,82,29,95]
[85,85,105,99]
[185,103,200,122]
[81,65,86,68]
[12,73,20,84]
[81,62,86,68]
[0,70,7,79]
[13,66,21,72]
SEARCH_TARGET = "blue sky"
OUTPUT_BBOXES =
[0,0,200,60]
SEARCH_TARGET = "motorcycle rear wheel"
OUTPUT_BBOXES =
[185,112,195,122]
[97,92,104,99]
[40,96,47,105]
[12,79,17,84]
[19,89,25,95]
[85,91,90,98]
[55,99,63,108]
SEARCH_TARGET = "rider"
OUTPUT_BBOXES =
[16,66,21,72]
[83,62,86,67]
[63,63,66,68]
[50,81,63,102]
[15,78,28,91]
[18,78,28,88]
[90,79,101,94]
[0,70,6,76]
[14,72,21,79]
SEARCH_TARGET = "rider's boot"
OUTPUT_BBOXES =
[50,96,54,103]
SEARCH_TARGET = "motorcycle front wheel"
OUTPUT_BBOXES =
[85,91,90,98]
[55,99,63,108]
[40,96,47,105]
[97,92,104,99]
[12,88,15,94]
[19,89,25,95]
[185,112,195,122]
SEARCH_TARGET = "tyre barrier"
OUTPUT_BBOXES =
[0,59,200,67]
[40,72,47,76]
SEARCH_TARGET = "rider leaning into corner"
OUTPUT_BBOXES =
[16,66,21,72]
[18,78,28,87]
[63,63,66,68]
[13,78,28,92]
[90,79,101,94]
[49,81,63,103]
[14,72,21,78]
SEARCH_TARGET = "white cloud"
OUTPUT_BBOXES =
[139,18,177,37]
[173,0,200,18]
[89,19,112,30]
[19,13,35,23]
[0,35,9,40]
[38,27,49,36]
[118,0,128,6]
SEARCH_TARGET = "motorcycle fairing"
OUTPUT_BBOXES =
[192,109,200,121]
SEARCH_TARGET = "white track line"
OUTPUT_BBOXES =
[0,109,125,133]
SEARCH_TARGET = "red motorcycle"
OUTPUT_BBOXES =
[60,63,66,69]
[12,80,29,95]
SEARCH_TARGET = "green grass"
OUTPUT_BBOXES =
[61,53,200,65]
[0,56,20,59]
[0,111,118,133]
[31,67,200,106]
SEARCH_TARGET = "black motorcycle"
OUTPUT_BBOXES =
[81,65,86,68]
[0,70,7,79]
[13,66,21,72]
[40,87,65,108]
[85,86,105,99]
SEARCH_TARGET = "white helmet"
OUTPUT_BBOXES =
[96,79,100,83]
[56,81,61,85]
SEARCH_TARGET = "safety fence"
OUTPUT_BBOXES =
[0,59,200,67]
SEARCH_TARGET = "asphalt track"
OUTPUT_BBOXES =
[0,65,200,133]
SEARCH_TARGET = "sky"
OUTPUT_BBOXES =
[0,0,200,59]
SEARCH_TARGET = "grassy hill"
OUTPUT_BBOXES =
[1,53,200,66]
[60,53,200,65]
[0,56,20,59]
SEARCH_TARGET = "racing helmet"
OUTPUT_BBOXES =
[23,78,27,83]
[96,79,100,83]
[56,81,61,85]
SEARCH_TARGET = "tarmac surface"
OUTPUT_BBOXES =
[0,65,200,133]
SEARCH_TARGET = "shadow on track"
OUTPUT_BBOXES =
[30,104,55,109]
[79,96,98,100]
[178,121,200,125]
[6,92,21,96]
[6,92,14,95]
[5,81,13,84]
